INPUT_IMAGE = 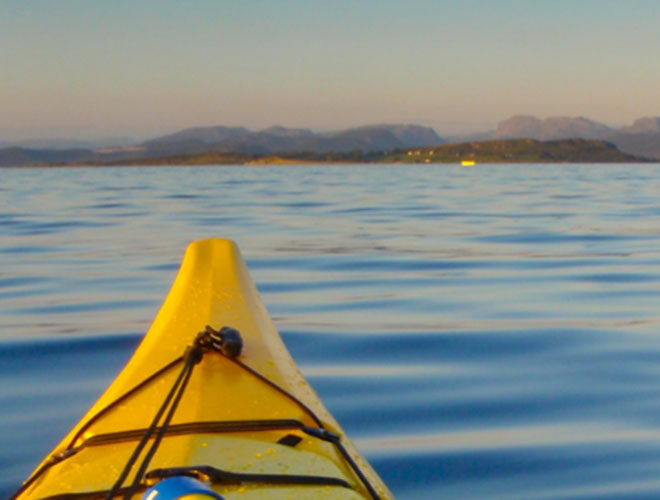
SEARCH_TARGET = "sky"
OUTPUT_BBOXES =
[1,0,659,141]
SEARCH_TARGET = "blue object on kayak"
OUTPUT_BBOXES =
[141,476,224,500]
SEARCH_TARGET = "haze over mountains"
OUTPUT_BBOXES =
[0,137,134,151]
[493,116,615,141]
[1,116,660,166]
[487,115,660,159]
[139,124,443,156]
[111,116,660,160]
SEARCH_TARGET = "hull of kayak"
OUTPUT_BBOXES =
[15,238,392,499]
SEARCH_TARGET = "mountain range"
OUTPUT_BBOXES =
[0,124,445,166]
[137,124,443,156]
[2,116,660,166]
[487,115,660,158]
[133,116,660,159]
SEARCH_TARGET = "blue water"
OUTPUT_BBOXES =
[3,164,660,499]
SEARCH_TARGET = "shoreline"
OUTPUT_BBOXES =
[1,138,657,167]
[3,160,659,169]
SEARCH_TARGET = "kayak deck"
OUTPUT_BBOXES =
[16,238,392,499]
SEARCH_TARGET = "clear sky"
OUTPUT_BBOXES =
[1,0,659,141]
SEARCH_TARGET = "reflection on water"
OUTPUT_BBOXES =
[2,164,660,499]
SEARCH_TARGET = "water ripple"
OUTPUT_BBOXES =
[3,164,660,499]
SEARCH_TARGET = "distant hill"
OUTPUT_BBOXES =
[0,147,95,167]
[608,117,660,159]
[487,115,660,159]
[80,138,650,166]
[4,120,659,166]
[619,117,660,134]
[384,138,649,164]
[139,124,444,155]
[608,132,660,160]
[323,124,443,147]
[493,115,615,140]
[0,123,445,166]
[0,137,134,150]
[142,126,250,147]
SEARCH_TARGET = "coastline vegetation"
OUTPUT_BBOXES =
[89,138,650,166]
[1,138,653,167]
[383,138,649,164]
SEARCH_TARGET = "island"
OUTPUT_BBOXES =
[67,138,652,166]
[0,138,653,167]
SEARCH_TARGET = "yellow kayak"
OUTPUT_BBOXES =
[13,238,392,500]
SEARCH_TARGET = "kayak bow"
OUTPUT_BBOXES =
[14,238,392,500]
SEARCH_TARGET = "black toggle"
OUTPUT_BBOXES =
[218,326,243,358]
[205,325,243,358]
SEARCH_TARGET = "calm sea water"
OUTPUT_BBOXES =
[3,164,660,499]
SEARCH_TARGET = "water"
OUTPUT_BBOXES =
[2,164,660,499]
